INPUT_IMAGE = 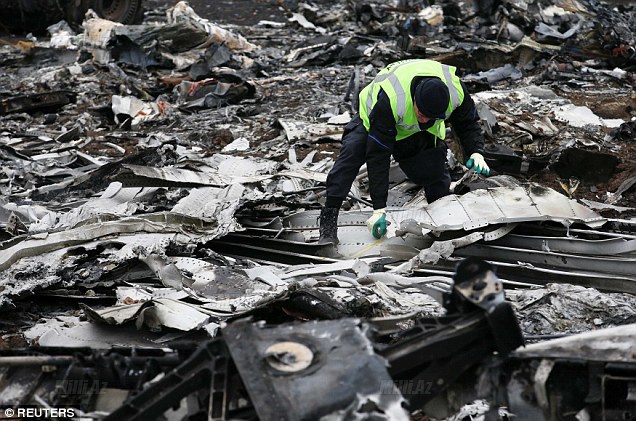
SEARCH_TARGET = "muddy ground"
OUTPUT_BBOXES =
[144,0,298,24]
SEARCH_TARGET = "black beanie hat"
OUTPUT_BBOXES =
[414,78,450,119]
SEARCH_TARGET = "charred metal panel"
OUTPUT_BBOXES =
[0,91,76,115]
[223,318,409,420]
[552,148,619,183]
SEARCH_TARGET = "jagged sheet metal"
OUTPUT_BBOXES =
[514,324,636,362]
[131,257,443,320]
[416,185,605,230]
[201,153,328,184]
[196,259,383,315]
[0,233,178,309]
[0,216,216,272]
[172,185,245,234]
[280,258,383,280]
[82,298,210,331]
[278,118,344,142]
[0,226,223,309]
[166,1,258,51]
[115,162,326,188]
[200,289,284,315]
[173,256,287,288]
[358,272,452,307]
[488,232,636,255]
[455,243,636,278]
[390,232,487,274]
[53,182,158,230]
[0,247,68,306]
[215,154,278,177]
[116,286,189,304]
[115,164,227,187]
[28,318,177,348]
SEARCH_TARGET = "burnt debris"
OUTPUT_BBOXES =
[0,0,635,419]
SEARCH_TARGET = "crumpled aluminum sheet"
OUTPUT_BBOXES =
[390,232,486,274]
[82,297,211,332]
[280,258,376,279]
[115,164,227,187]
[0,232,203,309]
[116,160,326,188]
[0,216,212,272]
[2,202,58,232]
[278,118,344,142]
[0,247,67,306]
[213,154,279,177]
[53,182,157,230]
[89,256,443,324]
[172,185,245,232]
[190,259,379,317]
[116,286,188,304]
[167,1,258,51]
[174,257,286,288]
[506,283,636,336]
[26,316,188,348]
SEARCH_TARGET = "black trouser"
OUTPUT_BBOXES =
[326,116,451,206]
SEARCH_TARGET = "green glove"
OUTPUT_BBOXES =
[366,208,387,239]
[466,152,490,175]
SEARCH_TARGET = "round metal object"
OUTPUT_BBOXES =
[91,0,144,24]
[264,341,314,373]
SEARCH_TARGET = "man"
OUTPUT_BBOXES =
[319,59,490,245]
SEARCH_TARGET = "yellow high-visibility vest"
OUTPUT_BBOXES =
[359,59,464,140]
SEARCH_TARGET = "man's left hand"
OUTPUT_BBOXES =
[466,152,490,175]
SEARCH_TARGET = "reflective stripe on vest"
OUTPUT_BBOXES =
[360,60,464,140]
[365,61,417,130]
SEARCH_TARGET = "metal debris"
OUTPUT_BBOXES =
[0,0,635,419]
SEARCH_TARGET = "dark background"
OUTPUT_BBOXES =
[144,0,289,25]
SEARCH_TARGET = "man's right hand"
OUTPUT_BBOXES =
[366,208,387,239]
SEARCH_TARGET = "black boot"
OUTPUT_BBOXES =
[318,207,339,245]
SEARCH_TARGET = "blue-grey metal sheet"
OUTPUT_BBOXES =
[417,185,605,231]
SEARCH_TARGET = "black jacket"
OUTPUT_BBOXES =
[365,78,485,209]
